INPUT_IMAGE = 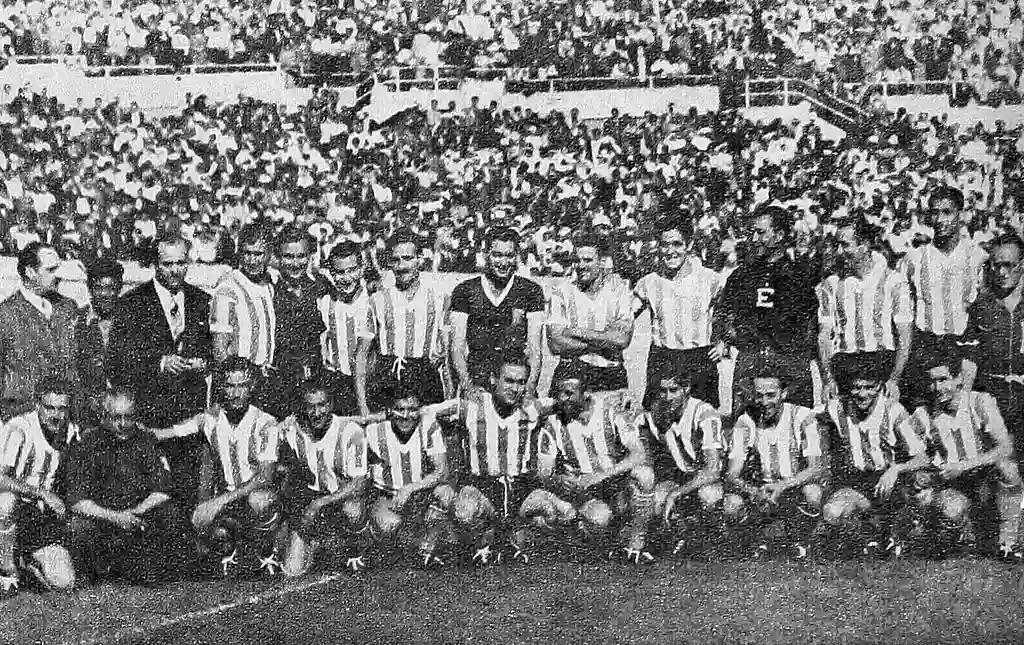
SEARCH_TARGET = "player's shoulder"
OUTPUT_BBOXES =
[968,390,1000,413]
[451,274,480,298]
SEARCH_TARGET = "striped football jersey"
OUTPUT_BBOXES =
[461,392,542,478]
[319,289,370,376]
[364,415,445,494]
[198,405,280,492]
[900,239,984,336]
[825,396,923,473]
[730,403,821,484]
[538,397,640,476]
[910,391,1004,466]
[633,258,723,350]
[210,269,277,366]
[280,415,368,493]
[816,256,913,353]
[0,411,80,492]
[638,397,723,475]
[362,282,449,362]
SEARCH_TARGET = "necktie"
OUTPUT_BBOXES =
[170,295,184,339]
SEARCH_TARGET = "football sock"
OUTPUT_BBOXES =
[996,483,1023,548]
[0,522,16,573]
[628,489,656,550]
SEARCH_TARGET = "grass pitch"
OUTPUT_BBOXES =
[6,557,1024,645]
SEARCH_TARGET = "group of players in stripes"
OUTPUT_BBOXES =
[3,182,1024,591]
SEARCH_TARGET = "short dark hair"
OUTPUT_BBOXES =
[653,362,694,389]
[751,205,793,236]
[299,373,333,401]
[385,379,424,407]
[86,257,125,290]
[920,349,962,378]
[35,376,74,400]
[749,356,789,390]
[386,228,421,254]
[237,223,274,250]
[654,217,694,244]
[573,233,604,255]
[928,185,964,213]
[275,224,315,254]
[218,356,258,381]
[990,231,1024,256]
[102,387,136,407]
[552,360,591,391]
[156,233,191,256]
[836,216,881,247]
[486,226,520,251]
[831,353,886,392]
[17,242,53,280]
[491,352,531,379]
[327,240,363,266]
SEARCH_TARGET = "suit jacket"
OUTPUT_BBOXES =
[107,280,212,428]
[75,308,113,402]
[0,291,80,421]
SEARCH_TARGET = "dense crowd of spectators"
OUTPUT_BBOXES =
[2,82,1024,282]
[2,0,1024,102]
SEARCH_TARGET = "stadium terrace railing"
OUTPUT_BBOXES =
[740,78,865,127]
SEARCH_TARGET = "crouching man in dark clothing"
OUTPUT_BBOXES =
[65,389,194,585]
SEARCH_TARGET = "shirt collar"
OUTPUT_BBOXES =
[19,286,52,319]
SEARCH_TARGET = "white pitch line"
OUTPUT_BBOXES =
[80,572,345,645]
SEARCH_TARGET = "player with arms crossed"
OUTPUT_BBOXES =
[278,375,373,576]
[0,378,79,593]
[724,358,827,558]
[527,365,656,564]
[817,353,930,557]
[905,351,1023,558]
[636,364,725,557]
[155,357,284,577]
[363,368,455,567]
[434,354,548,564]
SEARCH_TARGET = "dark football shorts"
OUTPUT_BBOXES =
[461,474,541,520]
[17,498,67,555]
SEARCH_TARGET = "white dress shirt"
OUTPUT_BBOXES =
[19,286,52,320]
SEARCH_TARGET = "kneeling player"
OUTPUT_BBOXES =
[724,359,827,558]
[0,378,79,593]
[156,357,285,577]
[636,366,725,556]
[279,377,371,576]
[526,365,656,564]
[819,354,930,557]
[364,377,455,566]
[437,355,547,564]
[907,352,1023,558]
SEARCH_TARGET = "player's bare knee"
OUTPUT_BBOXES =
[938,490,971,521]
[802,483,824,509]
[580,500,613,529]
[631,465,656,492]
[248,490,278,517]
[33,545,75,591]
[722,493,745,517]
[997,459,1023,489]
[432,484,456,510]
[698,482,724,508]
[453,487,483,525]
[0,492,17,519]
[342,500,364,524]
[372,502,402,536]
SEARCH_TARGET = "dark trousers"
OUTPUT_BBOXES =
[644,344,719,409]
[69,502,194,584]
[159,435,206,511]
[552,359,628,394]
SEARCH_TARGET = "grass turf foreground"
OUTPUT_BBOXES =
[4,559,1024,645]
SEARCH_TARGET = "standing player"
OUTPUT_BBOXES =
[899,186,985,407]
[210,223,277,400]
[906,352,1023,558]
[155,357,284,577]
[278,376,371,576]
[716,206,820,414]
[450,226,545,396]
[355,229,452,416]
[436,355,546,564]
[724,358,827,557]
[816,216,913,402]
[363,371,455,566]
[318,241,371,414]
[0,378,79,593]
[818,353,930,556]
[527,367,655,563]
[548,234,634,394]
[633,220,725,409]
[635,366,725,556]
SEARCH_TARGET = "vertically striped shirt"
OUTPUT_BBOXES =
[365,415,445,494]
[817,255,913,353]
[825,396,923,473]
[730,403,821,484]
[362,282,449,362]
[210,269,277,366]
[633,258,723,349]
[900,240,985,336]
[910,391,1004,465]
[461,392,541,478]
[0,412,80,491]
[638,397,723,474]
[549,275,633,364]
[193,405,279,492]
[538,397,639,475]
[280,415,367,493]
[319,288,370,376]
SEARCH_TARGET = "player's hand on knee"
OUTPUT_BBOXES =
[939,462,968,481]
[41,492,66,518]
[662,491,681,525]
[192,500,223,530]
[875,468,900,498]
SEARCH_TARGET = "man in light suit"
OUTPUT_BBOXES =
[108,234,212,509]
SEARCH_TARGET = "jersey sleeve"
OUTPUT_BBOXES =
[209,285,237,336]
[728,417,752,462]
[614,410,641,448]
[340,422,368,478]
[536,421,560,462]
[815,279,833,325]
[523,279,547,314]
[800,413,822,458]
[697,407,724,451]
[892,406,926,457]
[449,280,473,315]
[0,421,25,472]
[360,293,379,340]
[609,282,634,327]
[890,274,913,325]
[632,275,651,316]
[424,418,446,456]
[974,392,1008,440]
[254,416,280,463]
[547,283,569,327]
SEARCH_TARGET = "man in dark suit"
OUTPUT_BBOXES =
[108,234,212,509]
[76,258,124,417]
